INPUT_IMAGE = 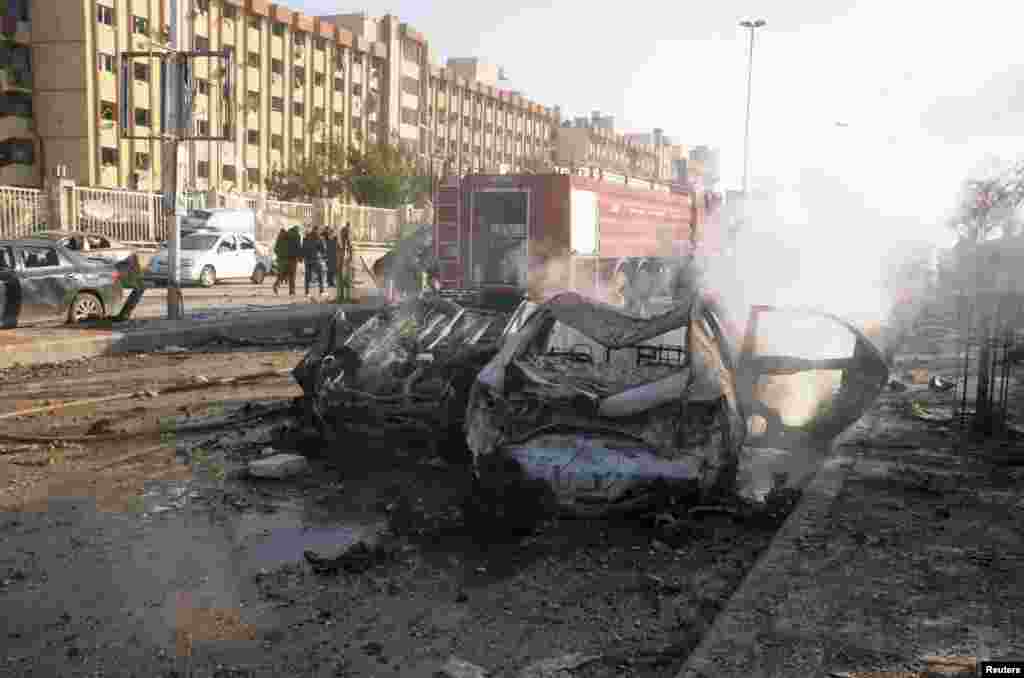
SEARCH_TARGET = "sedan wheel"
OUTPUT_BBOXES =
[69,293,104,323]
[199,265,217,288]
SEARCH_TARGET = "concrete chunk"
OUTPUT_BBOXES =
[247,454,309,479]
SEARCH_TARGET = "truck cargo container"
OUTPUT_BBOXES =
[433,173,722,301]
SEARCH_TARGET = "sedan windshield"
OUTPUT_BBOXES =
[180,234,220,251]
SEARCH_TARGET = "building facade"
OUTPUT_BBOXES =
[21,0,560,192]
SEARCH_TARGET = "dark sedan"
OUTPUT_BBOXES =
[0,238,124,328]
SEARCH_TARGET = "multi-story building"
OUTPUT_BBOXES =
[22,1,559,192]
[555,119,683,182]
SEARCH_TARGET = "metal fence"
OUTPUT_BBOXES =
[0,182,402,245]
[0,186,48,238]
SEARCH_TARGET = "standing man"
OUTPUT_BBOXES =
[271,228,291,296]
[337,222,353,301]
[114,252,146,321]
[324,228,338,288]
[303,227,327,297]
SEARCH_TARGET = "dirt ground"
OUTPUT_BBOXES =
[0,345,797,678]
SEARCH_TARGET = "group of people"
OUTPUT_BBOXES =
[272,223,352,297]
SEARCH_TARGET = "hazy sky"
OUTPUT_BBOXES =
[293,0,1023,315]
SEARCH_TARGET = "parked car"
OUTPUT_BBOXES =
[464,293,890,521]
[32,230,137,265]
[0,238,124,328]
[146,230,272,287]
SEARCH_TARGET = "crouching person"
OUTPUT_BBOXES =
[115,253,146,321]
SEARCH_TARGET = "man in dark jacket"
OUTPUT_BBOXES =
[323,228,338,288]
[113,253,146,321]
[272,229,295,296]
[303,228,327,296]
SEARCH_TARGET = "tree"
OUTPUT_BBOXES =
[345,132,430,208]
[264,139,347,202]
[948,162,1024,244]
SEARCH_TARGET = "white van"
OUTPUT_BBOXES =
[181,208,257,237]
[146,229,272,287]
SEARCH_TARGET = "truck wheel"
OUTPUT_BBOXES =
[68,292,104,323]
[199,266,217,288]
[251,264,267,284]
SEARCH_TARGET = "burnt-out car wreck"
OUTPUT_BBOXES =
[294,290,889,520]
[293,294,516,454]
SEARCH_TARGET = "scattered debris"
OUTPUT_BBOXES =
[86,419,114,435]
[929,375,956,392]
[303,533,398,574]
[436,656,489,678]
[888,379,908,392]
[155,345,189,354]
[907,402,955,423]
[518,653,600,678]
[247,454,309,480]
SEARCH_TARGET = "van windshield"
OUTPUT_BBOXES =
[181,234,220,251]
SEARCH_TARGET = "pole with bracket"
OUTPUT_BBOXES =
[161,0,188,319]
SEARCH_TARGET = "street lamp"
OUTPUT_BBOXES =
[739,18,766,196]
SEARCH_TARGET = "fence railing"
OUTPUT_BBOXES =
[0,183,403,246]
[0,186,48,239]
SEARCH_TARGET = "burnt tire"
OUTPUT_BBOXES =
[68,292,104,323]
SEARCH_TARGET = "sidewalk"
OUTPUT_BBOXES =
[680,378,1024,677]
[0,300,385,368]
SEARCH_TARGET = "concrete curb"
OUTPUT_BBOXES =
[0,302,384,368]
[676,419,877,678]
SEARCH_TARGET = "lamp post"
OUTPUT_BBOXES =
[739,19,765,196]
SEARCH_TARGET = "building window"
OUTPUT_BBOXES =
[246,91,259,110]
[401,76,418,97]
[222,164,236,180]
[0,93,31,118]
[99,100,117,122]
[221,4,237,20]
[293,102,304,117]
[97,5,115,26]
[271,134,283,150]
[313,107,324,122]
[334,77,344,93]
[271,21,285,36]
[134,152,150,170]
[97,52,116,73]
[351,54,362,66]
[350,115,361,130]
[292,138,303,152]
[197,161,209,178]
[334,54,345,71]
[401,107,418,126]
[271,59,283,75]
[402,39,420,62]
[293,66,305,84]
[351,83,361,97]
[249,16,261,31]
[100,147,118,166]
[313,72,325,87]
[315,143,326,156]
[196,78,210,95]
[196,119,210,136]
[0,138,33,167]
[132,16,149,35]
[334,112,344,126]
[246,129,259,145]
[314,37,326,51]
[134,63,150,82]
[134,108,151,127]
[293,32,305,46]
[247,52,260,68]
[271,96,284,112]
[246,168,259,184]
[194,36,210,51]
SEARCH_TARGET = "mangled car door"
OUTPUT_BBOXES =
[737,305,889,441]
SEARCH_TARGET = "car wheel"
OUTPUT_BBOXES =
[199,265,216,288]
[68,292,104,323]
[251,264,267,284]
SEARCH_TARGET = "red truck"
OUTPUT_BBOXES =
[433,173,723,303]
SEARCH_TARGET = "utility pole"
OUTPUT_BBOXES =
[739,19,765,196]
[162,0,188,319]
